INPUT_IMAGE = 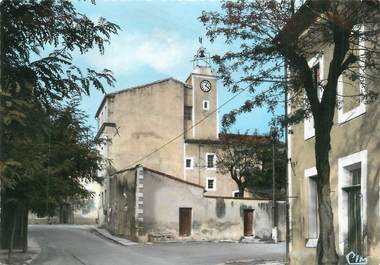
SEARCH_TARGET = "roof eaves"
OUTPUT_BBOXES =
[274,0,323,44]
[143,167,206,191]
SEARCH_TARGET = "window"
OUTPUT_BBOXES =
[338,150,367,255]
[233,190,241,198]
[203,100,210,110]
[344,168,362,254]
[305,167,318,248]
[304,53,324,140]
[206,177,216,191]
[185,158,193,169]
[206,153,216,169]
[304,114,315,140]
[184,106,192,120]
[338,25,365,124]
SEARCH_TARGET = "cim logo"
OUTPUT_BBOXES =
[345,251,368,265]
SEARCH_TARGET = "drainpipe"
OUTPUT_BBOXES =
[271,127,279,244]
[198,144,201,185]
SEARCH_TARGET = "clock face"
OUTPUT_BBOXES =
[200,80,212,92]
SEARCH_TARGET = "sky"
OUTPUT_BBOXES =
[73,0,284,135]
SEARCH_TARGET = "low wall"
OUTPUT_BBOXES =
[139,167,286,242]
[202,197,286,241]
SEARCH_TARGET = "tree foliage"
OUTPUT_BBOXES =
[217,131,286,197]
[201,1,379,264]
[0,0,119,184]
[0,0,119,250]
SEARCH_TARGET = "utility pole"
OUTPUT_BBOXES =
[286,0,295,259]
[271,127,279,243]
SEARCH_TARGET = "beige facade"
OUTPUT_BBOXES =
[105,165,286,242]
[95,64,246,227]
[95,65,237,197]
[288,35,380,265]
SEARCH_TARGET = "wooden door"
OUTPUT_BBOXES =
[179,208,192,236]
[244,209,254,236]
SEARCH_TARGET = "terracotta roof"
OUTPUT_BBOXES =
[185,133,271,145]
[276,0,379,44]
[219,133,271,144]
[204,195,286,202]
[275,0,321,44]
[110,165,137,176]
[143,167,205,191]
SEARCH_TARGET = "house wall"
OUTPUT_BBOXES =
[105,80,186,179]
[288,44,380,264]
[184,142,238,197]
[106,169,137,240]
[132,167,286,242]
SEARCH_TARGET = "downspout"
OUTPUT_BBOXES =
[198,144,201,185]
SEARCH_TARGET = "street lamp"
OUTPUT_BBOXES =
[271,127,279,243]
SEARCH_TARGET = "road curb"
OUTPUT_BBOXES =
[24,237,41,265]
[91,227,137,246]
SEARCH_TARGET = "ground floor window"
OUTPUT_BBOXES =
[343,168,362,254]
[338,150,367,255]
[305,167,318,248]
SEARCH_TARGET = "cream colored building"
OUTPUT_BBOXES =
[286,4,380,265]
[95,52,242,224]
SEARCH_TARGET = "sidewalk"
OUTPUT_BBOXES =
[0,238,41,265]
[92,227,137,246]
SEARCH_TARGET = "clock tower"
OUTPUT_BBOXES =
[185,46,218,140]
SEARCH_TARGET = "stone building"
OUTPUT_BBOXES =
[95,55,237,200]
[94,48,286,241]
[284,2,380,264]
[105,165,286,242]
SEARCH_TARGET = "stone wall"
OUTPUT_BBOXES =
[110,166,286,242]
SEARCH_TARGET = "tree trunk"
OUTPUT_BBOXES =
[315,122,338,265]
[0,189,28,250]
[7,205,18,265]
[238,185,245,198]
[21,206,28,253]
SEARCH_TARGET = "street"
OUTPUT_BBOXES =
[29,225,285,265]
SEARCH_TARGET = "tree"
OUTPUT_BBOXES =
[0,0,119,251]
[217,131,286,197]
[1,0,119,183]
[26,100,103,219]
[1,99,104,251]
[200,1,379,264]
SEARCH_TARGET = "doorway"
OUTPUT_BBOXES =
[179,208,192,236]
[244,209,254,236]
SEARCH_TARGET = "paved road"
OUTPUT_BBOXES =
[30,225,285,265]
